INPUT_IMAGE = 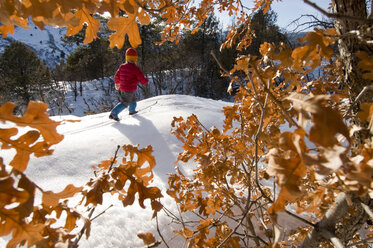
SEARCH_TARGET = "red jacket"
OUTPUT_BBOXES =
[114,62,149,92]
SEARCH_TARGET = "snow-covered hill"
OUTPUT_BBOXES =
[0,94,232,247]
[0,21,75,68]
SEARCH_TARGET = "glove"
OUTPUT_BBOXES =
[115,83,119,90]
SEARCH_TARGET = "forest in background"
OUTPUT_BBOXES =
[0,10,289,115]
[2,0,373,247]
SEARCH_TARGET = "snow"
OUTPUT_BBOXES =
[0,91,232,247]
[0,20,76,68]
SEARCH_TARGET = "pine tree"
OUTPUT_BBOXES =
[0,41,52,113]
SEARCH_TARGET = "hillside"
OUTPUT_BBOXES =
[0,21,75,68]
[0,94,232,247]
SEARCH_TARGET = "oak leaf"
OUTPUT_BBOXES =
[107,15,141,49]
[0,23,15,38]
[357,103,373,123]
[292,29,335,69]
[0,102,63,145]
[0,177,29,207]
[66,6,100,44]
[42,184,83,207]
[137,7,150,25]
[287,93,350,147]
[137,232,156,245]
[0,102,63,172]
[357,51,373,80]
[5,222,45,248]
[84,176,109,206]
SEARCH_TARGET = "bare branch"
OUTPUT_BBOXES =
[343,85,373,118]
[288,14,334,33]
[347,236,373,247]
[300,192,370,248]
[360,201,373,219]
[320,228,345,248]
[156,215,170,248]
[304,0,373,23]
[216,207,251,248]
[91,204,114,221]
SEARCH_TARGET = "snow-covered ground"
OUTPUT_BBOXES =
[0,92,232,247]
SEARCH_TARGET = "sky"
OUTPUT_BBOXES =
[216,0,332,31]
[272,0,332,30]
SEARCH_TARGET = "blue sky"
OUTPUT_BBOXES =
[216,0,332,31]
[273,0,331,29]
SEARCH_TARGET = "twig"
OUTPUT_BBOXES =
[347,236,373,247]
[343,85,373,118]
[304,0,373,23]
[91,204,114,221]
[251,66,299,128]
[301,192,349,248]
[288,14,334,32]
[108,145,121,173]
[156,214,170,248]
[360,201,373,219]
[284,209,315,227]
[320,228,345,248]
[216,207,251,248]
[248,72,274,204]
[72,207,96,248]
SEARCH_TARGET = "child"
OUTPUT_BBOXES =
[109,48,149,121]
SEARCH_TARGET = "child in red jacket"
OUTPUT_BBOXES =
[109,48,149,121]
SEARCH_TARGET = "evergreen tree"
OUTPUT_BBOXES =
[245,9,287,56]
[0,41,52,113]
[180,14,231,99]
[65,38,120,82]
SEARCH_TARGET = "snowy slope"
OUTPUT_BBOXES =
[0,21,75,68]
[0,94,232,248]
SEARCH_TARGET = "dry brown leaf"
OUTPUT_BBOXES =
[137,232,156,245]
[42,184,83,207]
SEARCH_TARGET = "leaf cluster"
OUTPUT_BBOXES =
[2,0,373,247]
[0,102,162,247]
[166,26,373,247]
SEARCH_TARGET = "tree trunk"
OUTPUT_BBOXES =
[333,0,373,106]
[302,1,373,246]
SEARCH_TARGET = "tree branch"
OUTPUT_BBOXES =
[343,85,373,118]
[303,0,373,23]
[300,192,352,248]
[156,214,170,248]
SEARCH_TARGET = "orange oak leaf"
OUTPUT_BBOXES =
[107,14,141,49]
[66,6,100,44]
[0,177,29,207]
[0,102,63,145]
[287,93,350,147]
[357,103,373,123]
[137,7,150,25]
[0,23,15,38]
[357,51,373,80]
[0,102,64,172]
[5,222,45,248]
[137,232,156,245]
[84,176,109,206]
[42,184,83,207]
[9,130,40,172]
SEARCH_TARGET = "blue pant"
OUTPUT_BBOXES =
[111,102,137,117]
[110,91,137,117]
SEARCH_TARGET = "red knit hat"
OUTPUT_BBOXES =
[126,48,138,62]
